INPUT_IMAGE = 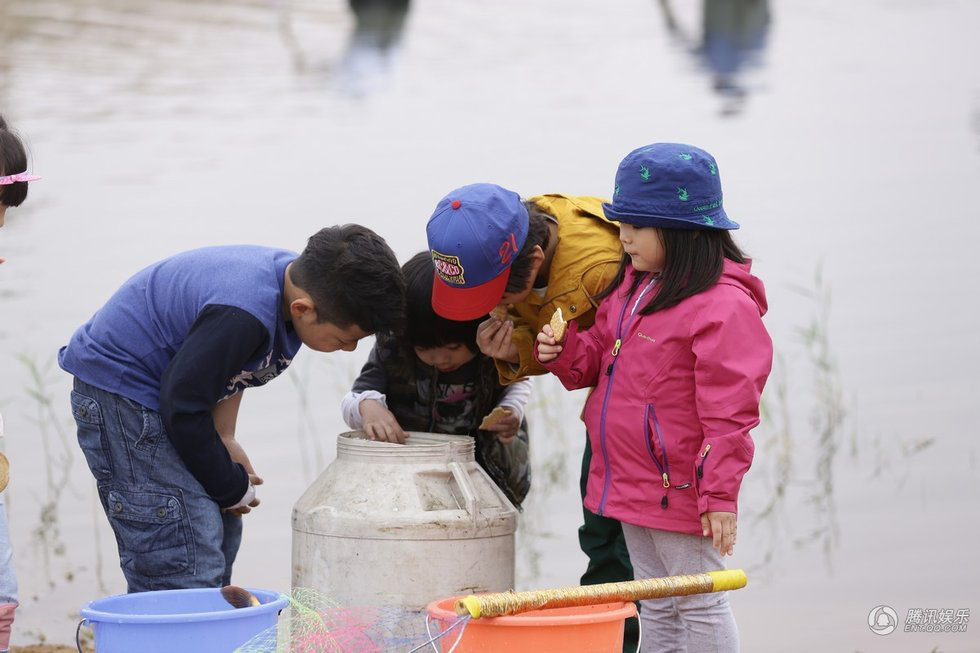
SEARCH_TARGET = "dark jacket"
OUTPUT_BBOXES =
[352,337,531,507]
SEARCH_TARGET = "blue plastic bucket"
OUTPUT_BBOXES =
[80,587,287,652]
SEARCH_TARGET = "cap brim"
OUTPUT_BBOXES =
[602,203,739,230]
[431,268,510,321]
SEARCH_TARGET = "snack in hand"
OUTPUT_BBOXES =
[479,406,513,430]
[489,306,509,321]
[550,307,568,342]
[0,452,8,493]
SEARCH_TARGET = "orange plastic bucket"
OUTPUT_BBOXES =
[425,597,637,652]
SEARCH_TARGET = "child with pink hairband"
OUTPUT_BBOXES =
[0,113,39,653]
[0,117,39,244]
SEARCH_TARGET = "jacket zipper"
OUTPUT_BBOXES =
[696,443,712,479]
[597,282,644,516]
[643,403,671,509]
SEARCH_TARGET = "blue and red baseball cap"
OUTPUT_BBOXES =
[426,183,529,320]
[603,143,739,230]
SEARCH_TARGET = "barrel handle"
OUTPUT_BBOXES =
[448,462,481,523]
[76,619,88,652]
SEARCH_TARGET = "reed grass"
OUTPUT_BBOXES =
[17,353,78,589]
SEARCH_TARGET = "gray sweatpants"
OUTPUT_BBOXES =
[621,523,739,653]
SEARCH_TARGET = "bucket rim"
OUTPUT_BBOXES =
[425,596,638,626]
[80,587,287,624]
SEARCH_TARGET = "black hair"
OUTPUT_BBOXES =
[596,227,747,315]
[289,224,406,335]
[0,115,30,208]
[403,251,482,352]
[503,201,553,294]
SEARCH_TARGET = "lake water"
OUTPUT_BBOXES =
[1,0,978,650]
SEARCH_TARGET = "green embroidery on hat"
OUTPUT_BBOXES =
[702,215,714,226]
[677,153,693,161]
[614,183,621,196]
[677,187,689,201]
[639,166,651,181]
[708,162,717,175]
[693,200,721,212]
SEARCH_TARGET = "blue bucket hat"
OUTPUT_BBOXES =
[602,143,739,230]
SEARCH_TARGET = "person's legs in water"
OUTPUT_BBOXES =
[580,436,638,651]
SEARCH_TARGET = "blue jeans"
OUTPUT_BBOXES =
[70,378,242,592]
[0,494,17,606]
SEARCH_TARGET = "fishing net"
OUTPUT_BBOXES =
[235,588,469,653]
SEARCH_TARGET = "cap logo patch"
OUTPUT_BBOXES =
[431,249,466,285]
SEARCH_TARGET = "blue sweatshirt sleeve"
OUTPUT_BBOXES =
[159,304,269,508]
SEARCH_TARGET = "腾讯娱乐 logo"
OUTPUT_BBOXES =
[904,607,971,633]
[868,605,898,635]
[430,249,465,286]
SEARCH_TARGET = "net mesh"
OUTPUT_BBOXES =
[235,588,461,653]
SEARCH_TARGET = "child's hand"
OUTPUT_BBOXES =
[536,324,563,363]
[700,511,737,556]
[222,435,260,481]
[476,318,519,364]
[484,412,521,444]
[360,399,408,444]
[220,435,263,516]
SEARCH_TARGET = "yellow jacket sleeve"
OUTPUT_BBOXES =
[495,324,546,384]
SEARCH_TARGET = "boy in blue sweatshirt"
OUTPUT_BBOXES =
[59,225,404,592]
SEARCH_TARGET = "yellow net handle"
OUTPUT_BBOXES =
[455,570,746,619]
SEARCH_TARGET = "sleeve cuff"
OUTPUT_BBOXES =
[496,378,533,422]
[227,482,256,510]
[216,463,251,508]
[340,390,387,429]
[698,496,738,515]
[537,320,580,375]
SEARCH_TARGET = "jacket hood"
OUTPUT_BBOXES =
[620,258,768,317]
[718,258,768,317]
[616,258,769,316]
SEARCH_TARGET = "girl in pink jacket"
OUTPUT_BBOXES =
[537,143,772,652]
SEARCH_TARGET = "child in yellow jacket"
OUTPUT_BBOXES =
[425,183,636,651]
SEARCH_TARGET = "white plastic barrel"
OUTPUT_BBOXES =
[291,431,518,610]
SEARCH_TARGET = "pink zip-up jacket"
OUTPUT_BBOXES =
[539,259,772,535]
